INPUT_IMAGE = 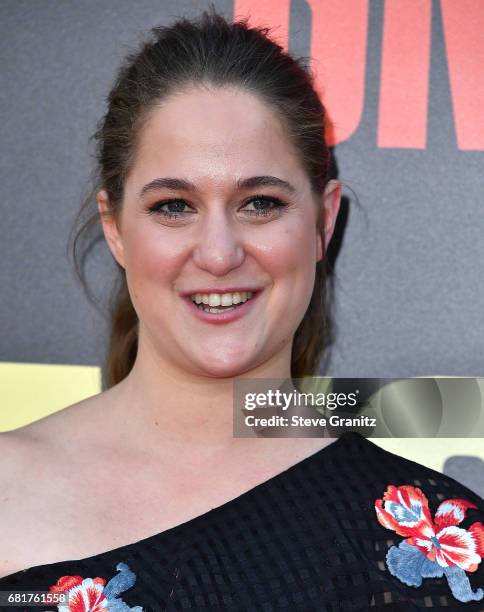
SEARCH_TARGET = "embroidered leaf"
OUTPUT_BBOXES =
[442,566,484,603]
[104,562,137,599]
[386,541,443,587]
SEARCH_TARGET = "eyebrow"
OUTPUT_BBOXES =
[138,175,296,199]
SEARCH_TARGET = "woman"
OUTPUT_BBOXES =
[0,7,482,611]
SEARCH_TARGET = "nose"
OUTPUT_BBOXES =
[192,207,245,275]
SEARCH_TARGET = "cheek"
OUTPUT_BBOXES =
[252,217,317,282]
[248,220,317,354]
[122,227,186,301]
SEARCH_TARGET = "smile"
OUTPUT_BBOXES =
[190,291,254,313]
[182,289,262,325]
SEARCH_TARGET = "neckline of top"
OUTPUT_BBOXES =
[2,431,371,581]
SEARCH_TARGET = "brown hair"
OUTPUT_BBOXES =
[68,5,334,389]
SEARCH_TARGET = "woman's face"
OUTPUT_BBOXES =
[98,86,340,378]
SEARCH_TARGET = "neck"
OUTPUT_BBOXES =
[105,333,295,455]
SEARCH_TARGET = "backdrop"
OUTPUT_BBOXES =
[1,1,483,487]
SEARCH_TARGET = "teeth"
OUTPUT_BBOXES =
[208,294,221,307]
[190,291,254,307]
[220,294,233,306]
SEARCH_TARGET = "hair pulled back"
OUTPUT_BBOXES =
[69,5,333,388]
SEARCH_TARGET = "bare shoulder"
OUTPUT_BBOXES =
[0,428,37,494]
[0,384,121,494]
[0,390,114,578]
[0,381,121,455]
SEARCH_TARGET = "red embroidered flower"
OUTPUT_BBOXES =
[49,576,107,612]
[375,484,484,603]
[48,561,142,611]
[49,575,107,611]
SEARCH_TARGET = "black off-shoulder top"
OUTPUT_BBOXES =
[1,432,483,611]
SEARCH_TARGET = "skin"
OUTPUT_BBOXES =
[0,84,341,577]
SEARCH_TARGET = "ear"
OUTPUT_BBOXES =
[316,179,341,262]
[96,189,126,269]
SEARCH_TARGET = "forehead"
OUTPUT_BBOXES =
[127,86,306,193]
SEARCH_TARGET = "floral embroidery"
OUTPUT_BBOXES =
[49,561,143,611]
[375,484,484,603]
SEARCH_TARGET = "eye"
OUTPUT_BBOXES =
[147,199,195,219]
[241,195,287,217]
[146,194,288,220]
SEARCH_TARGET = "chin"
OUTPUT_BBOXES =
[191,354,256,379]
